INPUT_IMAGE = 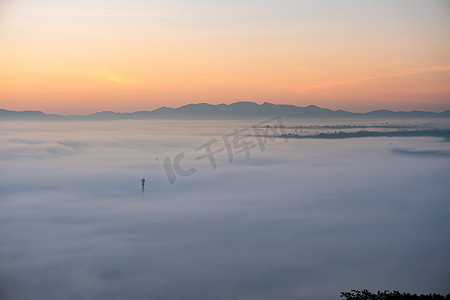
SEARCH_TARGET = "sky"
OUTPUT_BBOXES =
[1,119,450,299]
[0,0,449,114]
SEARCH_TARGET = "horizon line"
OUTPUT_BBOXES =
[2,101,450,116]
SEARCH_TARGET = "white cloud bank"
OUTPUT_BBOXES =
[0,120,449,300]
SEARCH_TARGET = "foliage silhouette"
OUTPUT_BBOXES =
[341,289,450,300]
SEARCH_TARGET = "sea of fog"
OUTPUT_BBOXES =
[1,119,449,300]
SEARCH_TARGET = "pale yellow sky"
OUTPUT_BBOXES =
[1,0,449,114]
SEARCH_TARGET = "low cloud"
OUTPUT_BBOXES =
[389,141,450,157]
[1,121,450,299]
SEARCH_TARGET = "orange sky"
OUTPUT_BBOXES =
[1,0,449,114]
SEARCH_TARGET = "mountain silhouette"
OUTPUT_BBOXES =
[1,102,449,120]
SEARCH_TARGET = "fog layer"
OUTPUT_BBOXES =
[1,120,449,300]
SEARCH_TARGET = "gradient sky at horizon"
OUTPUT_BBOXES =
[1,0,449,114]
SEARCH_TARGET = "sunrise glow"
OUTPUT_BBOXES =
[1,0,449,114]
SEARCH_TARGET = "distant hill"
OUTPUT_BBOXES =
[1,102,450,120]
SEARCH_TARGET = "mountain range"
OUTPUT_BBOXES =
[1,102,450,120]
